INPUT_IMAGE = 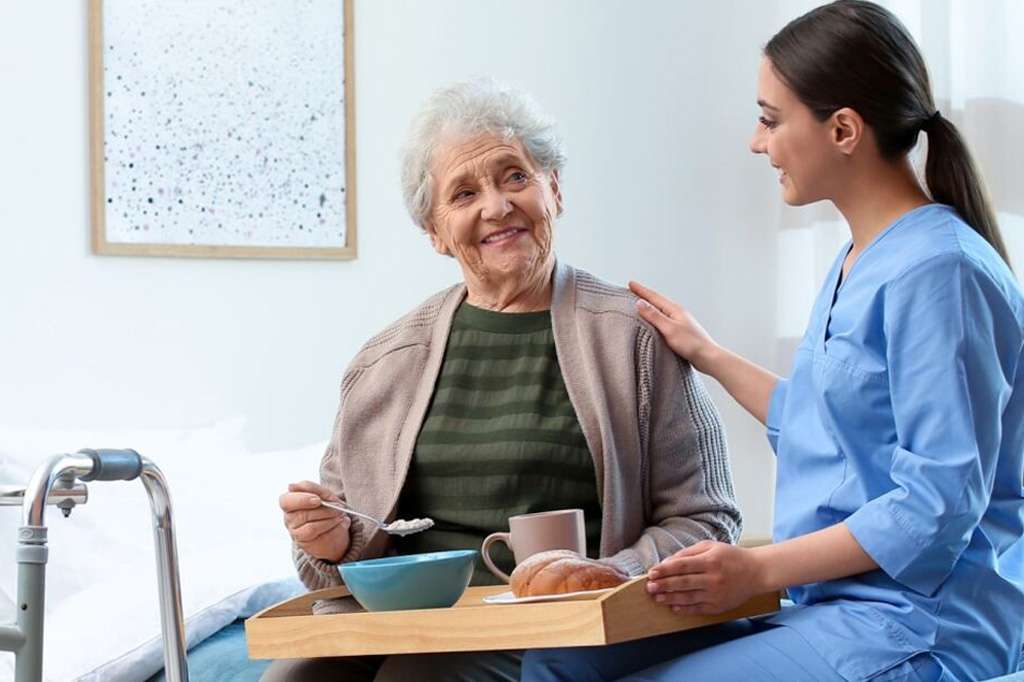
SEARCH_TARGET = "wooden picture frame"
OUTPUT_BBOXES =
[88,0,357,260]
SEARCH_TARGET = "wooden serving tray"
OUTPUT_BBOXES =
[245,577,780,659]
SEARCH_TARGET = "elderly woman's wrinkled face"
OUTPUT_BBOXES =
[426,133,561,291]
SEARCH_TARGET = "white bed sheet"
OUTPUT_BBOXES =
[0,419,322,681]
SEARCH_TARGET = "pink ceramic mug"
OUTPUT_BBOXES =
[481,509,586,583]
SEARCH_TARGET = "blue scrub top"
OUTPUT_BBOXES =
[765,204,1024,681]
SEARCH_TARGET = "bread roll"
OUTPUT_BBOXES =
[509,550,578,596]
[510,550,628,597]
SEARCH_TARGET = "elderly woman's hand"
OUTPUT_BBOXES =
[645,541,767,616]
[279,480,351,563]
[629,281,721,374]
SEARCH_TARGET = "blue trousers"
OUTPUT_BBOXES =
[521,619,942,682]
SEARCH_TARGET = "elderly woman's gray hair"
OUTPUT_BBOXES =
[400,79,567,229]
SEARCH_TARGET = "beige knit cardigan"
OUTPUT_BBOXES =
[294,261,742,590]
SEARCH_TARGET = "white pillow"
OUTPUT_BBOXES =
[0,420,325,682]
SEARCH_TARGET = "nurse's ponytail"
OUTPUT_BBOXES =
[922,115,1009,265]
[765,0,1011,268]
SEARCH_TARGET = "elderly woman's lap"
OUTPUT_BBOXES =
[259,655,381,682]
[259,650,522,681]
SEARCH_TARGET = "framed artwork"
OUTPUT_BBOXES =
[88,0,356,259]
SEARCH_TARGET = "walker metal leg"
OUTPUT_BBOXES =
[141,461,189,682]
[14,559,45,682]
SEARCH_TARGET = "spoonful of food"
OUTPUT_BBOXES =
[319,499,434,537]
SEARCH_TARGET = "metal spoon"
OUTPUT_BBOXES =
[319,499,434,537]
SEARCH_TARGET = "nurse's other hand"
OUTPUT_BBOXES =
[628,281,719,373]
[645,541,765,616]
[279,480,351,563]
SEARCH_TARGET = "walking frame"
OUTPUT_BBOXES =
[0,449,189,682]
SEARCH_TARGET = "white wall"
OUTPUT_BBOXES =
[0,1,798,538]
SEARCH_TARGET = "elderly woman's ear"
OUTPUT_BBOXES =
[424,221,452,257]
[549,170,564,218]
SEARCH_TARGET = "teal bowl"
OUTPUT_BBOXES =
[339,550,477,612]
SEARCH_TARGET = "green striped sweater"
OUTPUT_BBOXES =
[395,302,602,585]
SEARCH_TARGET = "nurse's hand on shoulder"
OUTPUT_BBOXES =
[279,480,351,563]
[645,540,765,616]
[629,281,719,374]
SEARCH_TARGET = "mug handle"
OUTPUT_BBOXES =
[481,532,513,583]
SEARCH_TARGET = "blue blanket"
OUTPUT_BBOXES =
[146,620,268,682]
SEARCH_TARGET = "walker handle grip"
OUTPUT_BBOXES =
[78,448,144,481]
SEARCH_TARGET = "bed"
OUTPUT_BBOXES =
[0,418,319,681]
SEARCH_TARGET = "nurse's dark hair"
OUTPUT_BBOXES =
[765,0,1010,267]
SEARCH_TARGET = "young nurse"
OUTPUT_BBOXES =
[522,1,1023,680]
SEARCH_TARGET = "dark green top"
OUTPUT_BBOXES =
[395,302,602,585]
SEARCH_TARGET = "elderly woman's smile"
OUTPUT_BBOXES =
[425,134,561,312]
[482,228,525,244]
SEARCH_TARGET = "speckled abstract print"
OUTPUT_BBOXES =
[101,1,347,248]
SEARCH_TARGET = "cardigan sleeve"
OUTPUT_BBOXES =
[289,285,461,591]
[604,327,742,575]
[292,367,375,591]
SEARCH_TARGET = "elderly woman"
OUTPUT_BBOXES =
[263,79,741,682]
